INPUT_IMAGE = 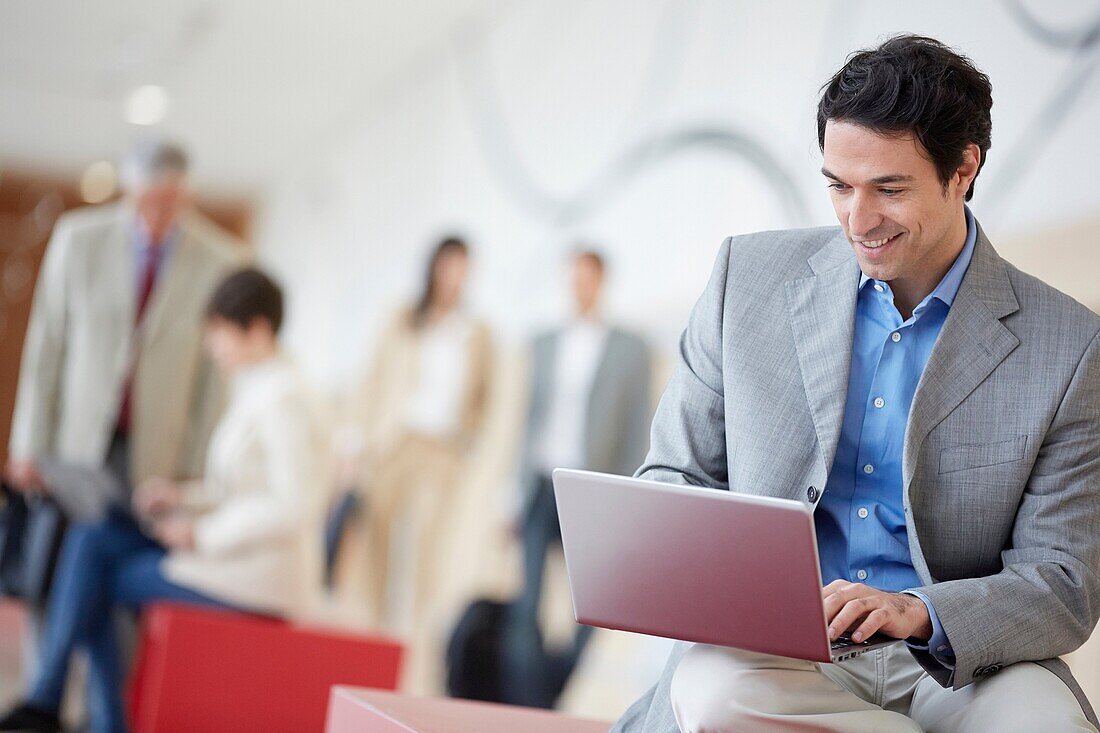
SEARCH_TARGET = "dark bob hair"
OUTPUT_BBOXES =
[206,267,285,335]
[817,35,992,201]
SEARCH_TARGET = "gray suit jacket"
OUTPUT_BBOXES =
[10,203,244,486]
[613,223,1100,731]
[519,326,652,514]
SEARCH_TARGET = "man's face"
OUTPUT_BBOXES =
[822,120,974,296]
[133,174,189,243]
[571,256,604,314]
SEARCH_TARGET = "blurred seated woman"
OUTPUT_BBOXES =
[0,267,327,733]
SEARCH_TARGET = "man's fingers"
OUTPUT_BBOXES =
[823,582,865,620]
[828,597,873,640]
[851,608,889,642]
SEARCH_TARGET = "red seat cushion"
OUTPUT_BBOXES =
[129,603,403,733]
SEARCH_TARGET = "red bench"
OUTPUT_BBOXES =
[129,604,403,733]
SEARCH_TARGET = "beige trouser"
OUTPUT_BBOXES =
[671,643,1096,732]
[366,433,463,690]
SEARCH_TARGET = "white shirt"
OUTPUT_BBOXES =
[536,318,608,472]
[403,311,473,436]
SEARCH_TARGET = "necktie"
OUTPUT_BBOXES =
[116,247,161,435]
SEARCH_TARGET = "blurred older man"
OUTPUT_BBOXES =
[2,141,242,729]
[7,140,242,501]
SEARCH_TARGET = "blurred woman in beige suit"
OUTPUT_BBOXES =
[346,237,493,685]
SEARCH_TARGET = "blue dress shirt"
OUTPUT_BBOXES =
[816,206,977,667]
[132,220,178,294]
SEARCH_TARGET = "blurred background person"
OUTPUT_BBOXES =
[503,249,653,708]
[0,267,329,733]
[3,139,240,677]
[345,236,493,690]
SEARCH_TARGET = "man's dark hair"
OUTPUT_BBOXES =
[817,35,992,201]
[206,267,285,334]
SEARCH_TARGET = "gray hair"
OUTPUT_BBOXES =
[120,139,189,190]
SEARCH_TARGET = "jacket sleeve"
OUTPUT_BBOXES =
[459,322,494,445]
[635,238,731,490]
[911,327,1100,689]
[193,397,317,556]
[9,221,73,460]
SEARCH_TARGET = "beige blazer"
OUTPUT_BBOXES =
[164,356,331,617]
[9,203,244,486]
[351,307,493,474]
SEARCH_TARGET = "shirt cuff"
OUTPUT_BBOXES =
[903,591,955,669]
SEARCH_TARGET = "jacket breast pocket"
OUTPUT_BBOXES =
[938,435,1028,475]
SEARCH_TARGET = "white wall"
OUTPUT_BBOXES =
[257,0,1100,390]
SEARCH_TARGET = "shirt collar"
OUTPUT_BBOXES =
[133,217,181,260]
[859,205,977,310]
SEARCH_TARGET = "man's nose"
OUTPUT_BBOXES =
[847,193,884,238]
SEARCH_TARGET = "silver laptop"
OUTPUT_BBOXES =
[552,469,901,663]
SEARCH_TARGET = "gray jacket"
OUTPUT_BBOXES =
[613,223,1100,731]
[518,326,652,515]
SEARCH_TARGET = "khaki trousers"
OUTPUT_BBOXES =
[365,433,462,691]
[672,643,1096,732]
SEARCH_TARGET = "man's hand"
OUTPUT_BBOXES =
[152,515,195,552]
[133,477,183,520]
[4,458,47,495]
[822,580,932,643]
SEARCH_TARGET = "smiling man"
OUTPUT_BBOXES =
[611,35,1100,732]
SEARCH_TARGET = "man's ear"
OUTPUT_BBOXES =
[954,144,981,199]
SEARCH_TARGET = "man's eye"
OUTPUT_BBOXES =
[828,183,848,191]
[880,188,901,196]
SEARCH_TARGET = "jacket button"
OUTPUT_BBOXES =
[807,486,819,503]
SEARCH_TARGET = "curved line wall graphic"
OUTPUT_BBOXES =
[457,0,1100,231]
[1003,0,1100,50]
[980,1,1100,216]
[456,12,812,231]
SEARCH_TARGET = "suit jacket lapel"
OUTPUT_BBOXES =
[902,224,1020,490]
[142,221,199,348]
[105,215,136,324]
[787,232,861,476]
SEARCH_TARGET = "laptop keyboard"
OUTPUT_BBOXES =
[830,635,876,651]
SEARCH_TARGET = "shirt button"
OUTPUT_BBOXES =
[891,332,902,343]
[857,507,869,519]
[806,485,819,502]
[856,569,868,580]
[873,283,884,293]
[863,464,874,474]
[873,397,886,409]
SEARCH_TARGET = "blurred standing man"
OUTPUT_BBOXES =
[613,36,1099,732]
[4,140,241,678]
[504,250,653,708]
